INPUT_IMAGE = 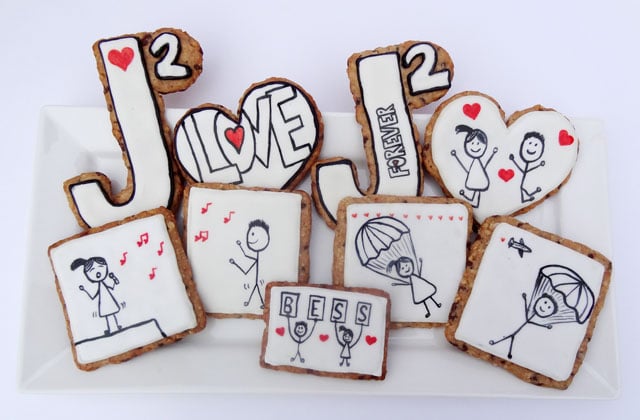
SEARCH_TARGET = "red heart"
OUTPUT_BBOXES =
[351,213,358,218]
[558,129,574,146]
[416,215,422,220]
[319,334,329,342]
[108,47,134,72]
[364,212,370,217]
[498,168,515,182]
[225,126,245,152]
[365,335,377,345]
[275,327,285,336]
[463,103,481,120]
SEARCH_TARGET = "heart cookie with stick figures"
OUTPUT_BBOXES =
[424,91,579,223]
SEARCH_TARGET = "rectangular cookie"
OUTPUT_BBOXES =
[182,183,311,318]
[260,282,390,380]
[445,216,612,389]
[333,195,472,328]
[48,207,207,371]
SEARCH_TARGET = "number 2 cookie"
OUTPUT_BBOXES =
[424,91,579,224]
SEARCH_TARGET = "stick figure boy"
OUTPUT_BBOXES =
[229,219,271,308]
[509,131,546,203]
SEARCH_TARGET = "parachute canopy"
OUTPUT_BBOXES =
[527,264,595,325]
[354,216,418,280]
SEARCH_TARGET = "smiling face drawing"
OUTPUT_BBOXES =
[246,220,270,252]
[520,132,545,163]
[533,294,557,318]
[397,259,414,277]
[465,136,488,158]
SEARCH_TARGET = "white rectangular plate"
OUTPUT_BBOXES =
[19,107,618,397]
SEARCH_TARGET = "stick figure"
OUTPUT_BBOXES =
[287,320,316,363]
[230,219,270,308]
[451,124,498,208]
[387,256,441,318]
[509,131,545,203]
[71,256,122,335]
[335,324,363,367]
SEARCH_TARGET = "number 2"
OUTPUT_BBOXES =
[149,32,191,80]
[403,43,451,95]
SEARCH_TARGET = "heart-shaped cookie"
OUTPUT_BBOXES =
[174,78,323,189]
[424,92,578,223]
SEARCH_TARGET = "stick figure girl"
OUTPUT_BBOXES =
[71,256,122,335]
[387,256,441,318]
[509,131,545,203]
[335,324,363,367]
[451,124,498,208]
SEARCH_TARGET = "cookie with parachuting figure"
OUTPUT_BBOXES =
[445,216,611,389]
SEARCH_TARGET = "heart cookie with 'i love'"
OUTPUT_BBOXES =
[174,77,323,190]
[424,91,579,223]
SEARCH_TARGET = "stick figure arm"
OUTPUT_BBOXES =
[78,285,98,300]
[229,258,256,275]
[450,150,468,172]
[235,240,255,260]
[485,147,499,166]
[353,324,364,346]
[509,154,525,172]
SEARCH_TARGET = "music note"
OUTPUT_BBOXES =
[223,211,236,224]
[119,251,128,266]
[149,267,157,280]
[137,232,149,247]
[194,230,209,242]
[201,202,212,214]
[157,241,165,256]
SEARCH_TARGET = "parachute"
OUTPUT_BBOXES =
[354,216,418,280]
[527,264,595,326]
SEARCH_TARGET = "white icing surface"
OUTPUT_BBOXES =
[454,222,606,381]
[49,213,198,365]
[340,201,469,323]
[357,53,421,195]
[263,285,388,377]
[430,94,578,223]
[69,37,174,227]
[185,186,305,315]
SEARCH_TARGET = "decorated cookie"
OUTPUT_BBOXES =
[174,77,323,190]
[445,217,611,389]
[312,41,454,228]
[424,91,579,224]
[333,196,471,327]
[260,282,390,380]
[64,28,202,229]
[182,183,311,318]
[48,208,207,371]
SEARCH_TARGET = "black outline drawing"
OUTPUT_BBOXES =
[451,124,498,208]
[71,256,167,343]
[508,237,532,258]
[489,264,595,359]
[355,216,440,318]
[230,219,271,308]
[509,131,546,203]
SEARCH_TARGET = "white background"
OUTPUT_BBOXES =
[2,0,638,418]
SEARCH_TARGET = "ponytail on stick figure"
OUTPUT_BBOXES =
[450,124,498,208]
[71,256,123,336]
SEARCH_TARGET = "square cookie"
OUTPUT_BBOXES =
[183,183,311,318]
[445,217,612,389]
[334,196,471,327]
[48,207,206,371]
[260,283,390,380]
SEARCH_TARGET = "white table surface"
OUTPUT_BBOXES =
[2,0,638,418]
